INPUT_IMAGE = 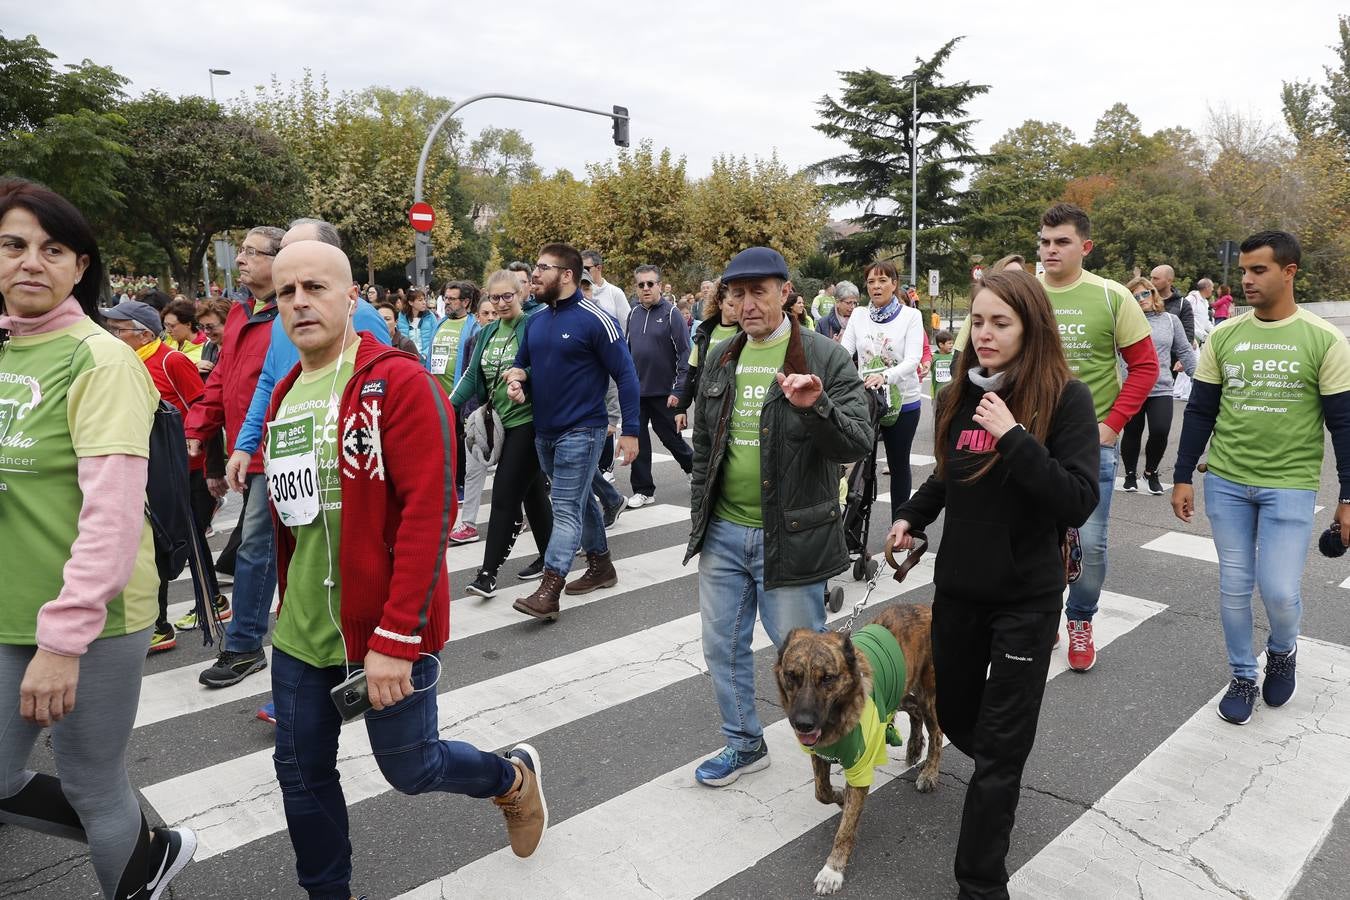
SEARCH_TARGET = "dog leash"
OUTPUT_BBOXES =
[835,532,928,633]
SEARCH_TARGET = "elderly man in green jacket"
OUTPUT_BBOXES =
[686,246,872,787]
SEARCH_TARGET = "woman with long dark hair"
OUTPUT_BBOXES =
[0,178,195,897]
[886,270,1099,900]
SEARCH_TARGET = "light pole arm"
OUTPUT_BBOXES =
[413,92,630,202]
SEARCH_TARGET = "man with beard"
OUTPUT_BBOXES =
[504,243,641,620]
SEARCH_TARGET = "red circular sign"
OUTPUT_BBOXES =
[408,202,436,233]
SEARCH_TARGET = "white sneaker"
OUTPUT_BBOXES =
[602,470,616,484]
[627,493,654,509]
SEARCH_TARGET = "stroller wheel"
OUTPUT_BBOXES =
[852,558,866,581]
[827,586,845,613]
[865,559,880,581]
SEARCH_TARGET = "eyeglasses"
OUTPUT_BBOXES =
[836,298,858,305]
[636,281,657,289]
[1133,290,1153,300]
[105,325,139,335]
[201,322,224,333]
[239,246,276,259]
[532,262,566,273]
[489,292,516,303]
[582,264,594,272]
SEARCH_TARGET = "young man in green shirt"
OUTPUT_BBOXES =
[687,247,872,787]
[1172,230,1350,725]
[951,205,1158,671]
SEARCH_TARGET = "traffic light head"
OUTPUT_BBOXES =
[612,105,630,148]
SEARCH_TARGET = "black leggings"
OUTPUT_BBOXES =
[932,596,1059,900]
[481,421,553,578]
[881,405,921,508]
[1120,395,1173,475]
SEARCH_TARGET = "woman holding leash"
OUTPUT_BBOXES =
[886,270,1099,900]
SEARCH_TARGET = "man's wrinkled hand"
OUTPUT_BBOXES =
[776,372,823,408]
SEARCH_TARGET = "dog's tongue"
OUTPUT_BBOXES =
[795,728,822,747]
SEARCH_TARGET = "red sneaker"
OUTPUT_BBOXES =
[1066,620,1095,672]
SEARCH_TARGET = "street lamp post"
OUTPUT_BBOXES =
[901,74,919,290]
[208,68,231,102]
[411,93,630,288]
[204,69,231,295]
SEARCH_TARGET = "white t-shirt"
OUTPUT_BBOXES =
[840,302,925,407]
[590,280,632,334]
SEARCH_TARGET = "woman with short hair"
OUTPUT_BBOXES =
[0,177,196,898]
[161,297,206,362]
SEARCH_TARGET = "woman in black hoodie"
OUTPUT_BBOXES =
[888,270,1099,900]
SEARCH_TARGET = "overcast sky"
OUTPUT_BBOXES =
[10,0,1346,202]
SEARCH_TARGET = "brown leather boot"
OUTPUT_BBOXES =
[513,569,565,620]
[565,551,618,595]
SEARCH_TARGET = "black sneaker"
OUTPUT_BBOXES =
[517,557,546,581]
[603,498,625,529]
[1217,677,1258,725]
[1145,471,1164,495]
[1263,646,1297,707]
[467,571,498,598]
[145,826,197,900]
[1122,472,1138,492]
[197,648,267,689]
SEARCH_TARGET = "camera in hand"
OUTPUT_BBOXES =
[1319,521,1348,558]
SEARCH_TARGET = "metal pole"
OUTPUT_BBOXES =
[209,72,215,101]
[412,92,630,288]
[909,77,918,290]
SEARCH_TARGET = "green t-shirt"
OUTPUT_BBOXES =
[954,270,1150,420]
[803,624,907,788]
[269,343,356,668]
[0,318,160,644]
[816,293,836,318]
[714,330,789,528]
[691,323,739,367]
[480,317,532,429]
[931,352,954,397]
[430,316,470,391]
[1195,308,1350,491]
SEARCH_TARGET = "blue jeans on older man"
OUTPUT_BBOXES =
[536,425,610,575]
[698,516,826,753]
[1204,472,1316,681]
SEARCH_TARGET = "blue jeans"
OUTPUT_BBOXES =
[536,426,609,575]
[698,516,826,752]
[1204,472,1316,681]
[271,649,515,899]
[1066,444,1116,623]
[592,466,624,511]
[225,472,278,652]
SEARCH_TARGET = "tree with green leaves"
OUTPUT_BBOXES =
[963,120,1077,262]
[115,93,305,297]
[811,37,990,286]
[584,140,690,280]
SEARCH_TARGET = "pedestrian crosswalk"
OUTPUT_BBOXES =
[9,450,1350,900]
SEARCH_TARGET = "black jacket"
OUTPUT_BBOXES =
[894,378,1099,608]
[677,315,740,411]
[1163,290,1195,344]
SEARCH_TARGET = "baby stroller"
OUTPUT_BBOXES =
[826,386,888,613]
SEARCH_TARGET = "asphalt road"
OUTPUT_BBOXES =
[3,387,1350,900]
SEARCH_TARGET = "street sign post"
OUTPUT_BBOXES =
[409,202,436,289]
[971,264,983,282]
[928,269,940,297]
[409,202,435,233]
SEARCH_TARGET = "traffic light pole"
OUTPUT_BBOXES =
[411,93,630,288]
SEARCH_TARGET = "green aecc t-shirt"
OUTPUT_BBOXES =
[714,330,789,529]
[1195,308,1350,491]
[269,343,356,668]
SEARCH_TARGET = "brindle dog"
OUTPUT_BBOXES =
[774,603,942,895]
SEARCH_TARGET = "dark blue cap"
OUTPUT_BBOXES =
[722,247,789,283]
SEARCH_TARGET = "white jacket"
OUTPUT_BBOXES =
[840,302,925,407]
[1186,291,1211,343]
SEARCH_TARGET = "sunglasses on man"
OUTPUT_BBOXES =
[636,281,658,289]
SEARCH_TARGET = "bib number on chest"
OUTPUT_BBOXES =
[265,414,320,527]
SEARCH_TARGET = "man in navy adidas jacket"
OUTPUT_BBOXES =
[626,264,694,508]
[505,243,641,620]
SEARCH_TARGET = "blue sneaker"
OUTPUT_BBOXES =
[1263,647,1297,707]
[694,742,770,787]
[1217,677,1258,725]
[256,702,276,725]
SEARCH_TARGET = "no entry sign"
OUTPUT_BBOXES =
[408,202,435,233]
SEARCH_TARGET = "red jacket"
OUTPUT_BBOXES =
[184,297,277,475]
[267,333,458,662]
[143,340,206,472]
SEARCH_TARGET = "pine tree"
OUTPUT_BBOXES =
[811,37,990,286]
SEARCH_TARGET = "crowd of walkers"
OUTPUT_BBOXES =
[1,173,1346,900]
